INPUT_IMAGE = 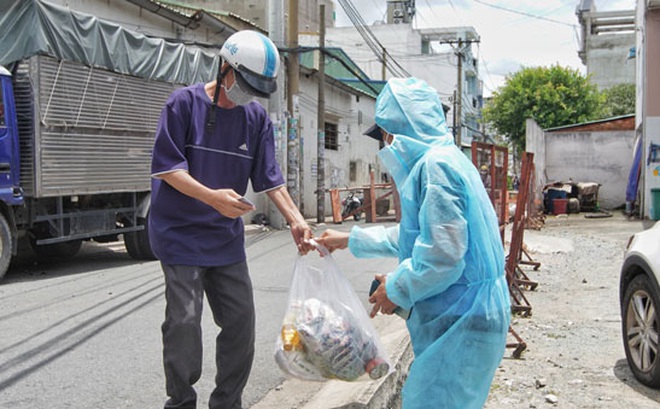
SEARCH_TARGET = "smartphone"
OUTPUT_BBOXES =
[238,196,255,207]
[368,279,411,320]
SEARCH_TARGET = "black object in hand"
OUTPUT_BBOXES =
[368,279,411,320]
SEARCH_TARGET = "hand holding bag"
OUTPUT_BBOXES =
[274,242,392,382]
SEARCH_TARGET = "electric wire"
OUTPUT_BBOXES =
[336,0,412,78]
[473,0,577,28]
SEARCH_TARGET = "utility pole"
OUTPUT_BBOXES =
[452,89,457,140]
[316,4,326,223]
[439,36,479,146]
[287,0,300,208]
[455,38,463,147]
[268,0,286,228]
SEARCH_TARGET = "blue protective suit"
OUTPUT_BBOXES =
[348,78,511,409]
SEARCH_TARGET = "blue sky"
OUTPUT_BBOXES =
[333,0,637,96]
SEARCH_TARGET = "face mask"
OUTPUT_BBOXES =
[224,80,255,106]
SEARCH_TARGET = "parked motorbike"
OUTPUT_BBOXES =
[342,191,363,221]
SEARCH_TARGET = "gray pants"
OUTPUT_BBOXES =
[161,262,255,409]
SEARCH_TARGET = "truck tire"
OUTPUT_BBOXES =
[0,214,12,281]
[124,216,156,261]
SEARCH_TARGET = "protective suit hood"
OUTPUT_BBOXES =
[374,77,452,185]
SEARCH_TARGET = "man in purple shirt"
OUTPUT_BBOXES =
[149,31,312,409]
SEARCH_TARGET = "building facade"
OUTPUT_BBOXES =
[635,0,660,218]
[576,0,636,90]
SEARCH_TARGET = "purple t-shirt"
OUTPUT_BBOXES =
[149,83,284,266]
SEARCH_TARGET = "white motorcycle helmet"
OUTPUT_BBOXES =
[219,30,280,98]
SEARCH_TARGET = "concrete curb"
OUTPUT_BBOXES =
[251,317,413,409]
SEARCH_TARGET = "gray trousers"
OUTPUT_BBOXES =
[161,262,255,409]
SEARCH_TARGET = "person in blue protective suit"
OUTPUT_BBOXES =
[315,77,511,409]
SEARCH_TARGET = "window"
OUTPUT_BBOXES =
[325,122,338,150]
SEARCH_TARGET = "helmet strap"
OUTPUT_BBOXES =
[206,63,232,132]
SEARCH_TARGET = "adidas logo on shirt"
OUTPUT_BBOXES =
[238,143,248,151]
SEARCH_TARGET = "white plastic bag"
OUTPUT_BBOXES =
[274,244,392,382]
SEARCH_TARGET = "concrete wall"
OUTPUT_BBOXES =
[526,118,634,211]
[544,130,634,210]
[586,33,636,90]
[578,8,636,91]
[525,119,546,212]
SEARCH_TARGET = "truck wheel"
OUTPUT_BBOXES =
[30,239,82,260]
[124,216,156,261]
[124,230,142,259]
[0,214,12,281]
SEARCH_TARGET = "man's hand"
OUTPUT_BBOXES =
[158,171,253,219]
[290,221,314,254]
[266,186,314,254]
[205,189,255,219]
[368,274,399,318]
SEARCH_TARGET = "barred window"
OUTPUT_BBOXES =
[325,122,338,150]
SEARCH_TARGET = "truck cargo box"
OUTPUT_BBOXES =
[14,55,180,198]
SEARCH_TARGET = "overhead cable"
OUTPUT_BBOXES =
[336,0,412,78]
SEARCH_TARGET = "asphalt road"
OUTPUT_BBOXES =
[0,221,399,409]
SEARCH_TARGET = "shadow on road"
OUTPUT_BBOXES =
[613,358,660,403]
[4,237,148,285]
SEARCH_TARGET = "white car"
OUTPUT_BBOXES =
[620,222,660,388]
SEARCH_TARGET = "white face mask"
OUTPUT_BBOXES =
[224,80,255,106]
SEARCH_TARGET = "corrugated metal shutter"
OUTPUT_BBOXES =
[20,55,181,197]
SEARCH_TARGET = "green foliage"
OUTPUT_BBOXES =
[600,83,635,117]
[482,65,603,152]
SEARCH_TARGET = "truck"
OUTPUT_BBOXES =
[0,0,219,280]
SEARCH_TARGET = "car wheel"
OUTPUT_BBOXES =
[622,274,660,388]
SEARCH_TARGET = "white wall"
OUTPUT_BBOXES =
[525,119,546,212]
[526,118,634,210]
[543,130,634,209]
[297,76,380,218]
[586,33,636,90]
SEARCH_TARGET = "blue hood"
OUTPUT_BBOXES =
[375,77,453,185]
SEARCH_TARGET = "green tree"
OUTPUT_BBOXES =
[600,83,635,117]
[482,65,603,152]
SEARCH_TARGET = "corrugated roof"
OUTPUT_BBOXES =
[127,0,264,32]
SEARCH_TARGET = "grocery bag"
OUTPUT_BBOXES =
[274,242,392,382]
